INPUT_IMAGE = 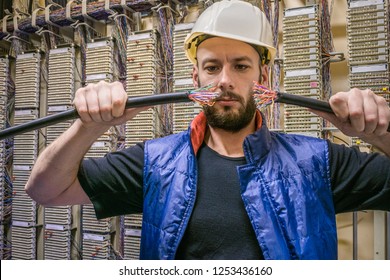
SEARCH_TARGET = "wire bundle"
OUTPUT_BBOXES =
[252,82,277,109]
[187,84,221,106]
[319,0,334,102]
[155,5,175,136]
[1,0,155,35]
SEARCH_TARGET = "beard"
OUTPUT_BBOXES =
[201,84,257,132]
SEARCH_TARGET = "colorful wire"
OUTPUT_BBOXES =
[252,81,277,109]
[188,84,221,106]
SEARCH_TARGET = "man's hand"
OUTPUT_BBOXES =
[313,88,389,138]
[312,88,390,156]
[73,81,148,130]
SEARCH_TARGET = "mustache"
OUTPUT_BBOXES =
[215,91,244,103]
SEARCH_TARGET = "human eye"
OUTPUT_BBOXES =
[204,65,220,73]
[235,64,250,71]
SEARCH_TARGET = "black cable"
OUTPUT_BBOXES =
[277,92,333,113]
[276,92,390,132]
[0,92,190,140]
[1,90,389,140]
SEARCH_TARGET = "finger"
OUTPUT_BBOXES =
[96,81,114,122]
[348,88,365,132]
[374,94,390,136]
[73,89,92,123]
[85,84,103,122]
[329,92,349,122]
[362,89,378,134]
[111,81,127,118]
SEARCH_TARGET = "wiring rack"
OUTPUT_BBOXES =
[11,51,41,259]
[44,206,73,259]
[123,213,142,259]
[82,38,117,260]
[43,46,79,260]
[283,5,323,138]
[123,30,161,260]
[0,56,12,260]
[0,59,7,214]
[125,30,160,147]
[347,0,390,147]
[0,0,156,35]
[172,23,201,133]
[82,232,111,260]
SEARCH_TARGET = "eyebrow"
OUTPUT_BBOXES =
[232,56,254,63]
[201,56,254,67]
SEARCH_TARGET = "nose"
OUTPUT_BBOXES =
[216,67,234,91]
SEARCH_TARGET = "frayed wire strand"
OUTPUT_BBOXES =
[188,84,221,106]
[252,81,278,109]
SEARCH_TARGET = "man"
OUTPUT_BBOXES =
[26,0,390,259]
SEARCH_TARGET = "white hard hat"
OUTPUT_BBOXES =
[184,0,276,65]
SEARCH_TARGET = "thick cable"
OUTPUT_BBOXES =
[253,82,390,132]
[0,92,190,140]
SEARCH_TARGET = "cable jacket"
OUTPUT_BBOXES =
[0,92,190,140]
[276,92,390,132]
[277,92,333,113]
[1,91,389,139]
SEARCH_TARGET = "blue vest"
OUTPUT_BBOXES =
[141,112,337,259]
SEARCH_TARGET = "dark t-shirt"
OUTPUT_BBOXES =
[78,138,390,259]
[175,143,264,259]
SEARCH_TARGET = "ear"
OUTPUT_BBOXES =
[260,64,269,87]
[192,65,199,88]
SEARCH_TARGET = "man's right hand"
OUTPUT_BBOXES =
[73,80,148,130]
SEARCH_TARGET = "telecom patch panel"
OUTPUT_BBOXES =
[124,227,142,259]
[82,232,111,260]
[283,5,323,138]
[11,52,41,259]
[125,31,160,148]
[45,206,72,226]
[80,38,117,259]
[283,5,323,137]
[0,58,9,219]
[47,47,76,107]
[85,40,114,76]
[44,207,73,259]
[347,0,390,147]
[348,55,389,97]
[44,205,73,259]
[127,84,155,92]
[172,23,201,133]
[43,46,78,259]
[10,226,36,259]
[44,229,72,259]
[0,57,12,260]
[14,53,40,109]
[123,213,142,259]
[123,30,161,259]
[283,47,319,59]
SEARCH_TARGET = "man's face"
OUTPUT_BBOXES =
[193,37,267,132]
